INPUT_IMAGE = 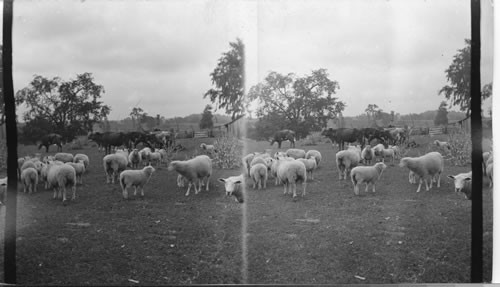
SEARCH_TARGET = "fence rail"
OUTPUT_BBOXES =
[194,131,209,138]
[429,127,444,136]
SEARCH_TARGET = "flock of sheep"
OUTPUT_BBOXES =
[3,136,493,205]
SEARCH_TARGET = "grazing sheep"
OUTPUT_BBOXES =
[270,156,294,185]
[149,151,162,166]
[486,162,493,188]
[400,152,444,193]
[168,155,212,196]
[361,145,375,165]
[274,151,287,159]
[47,164,77,203]
[128,149,142,169]
[350,162,387,195]
[139,147,151,165]
[73,153,90,169]
[20,160,37,173]
[434,140,451,151]
[305,150,322,167]
[277,160,307,199]
[297,157,317,181]
[21,167,38,194]
[388,145,401,159]
[0,177,6,204]
[448,171,472,199]
[372,143,385,157]
[200,143,217,154]
[242,153,257,177]
[54,152,74,163]
[285,148,306,159]
[103,154,128,184]
[119,165,156,199]
[218,174,245,203]
[336,149,361,180]
[380,148,395,163]
[250,163,268,190]
[65,161,86,184]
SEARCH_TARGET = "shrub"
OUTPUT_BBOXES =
[212,136,243,169]
[447,129,472,166]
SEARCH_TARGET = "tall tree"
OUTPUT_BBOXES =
[434,101,449,126]
[248,69,345,138]
[199,105,214,130]
[129,107,145,129]
[439,39,491,117]
[364,104,380,120]
[204,38,245,120]
[16,73,110,141]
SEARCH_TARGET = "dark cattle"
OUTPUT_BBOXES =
[100,132,129,154]
[38,133,63,153]
[321,128,364,150]
[270,129,296,149]
[88,132,104,151]
[124,132,151,149]
[360,128,392,146]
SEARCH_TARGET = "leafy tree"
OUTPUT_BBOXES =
[365,104,380,120]
[199,105,214,130]
[248,69,345,138]
[204,38,245,120]
[130,107,145,129]
[439,39,492,116]
[434,101,449,126]
[16,73,110,141]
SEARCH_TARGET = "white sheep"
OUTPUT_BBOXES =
[361,145,375,165]
[177,174,187,187]
[158,148,168,164]
[128,149,142,169]
[274,151,287,159]
[336,149,361,180]
[388,145,401,159]
[305,150,322,167]
[399,151,444,193]
[119,165,156,199]
[380,148,395,163]
[372,143,385,157]
[21,167,38,194]
[139,147,151,165]
[242,153,257,177]
[277,160,307,199]
[218,174,245,203]
[168,155,212,196]
[40,161,64,189]
[73,153,90,169]
[297,157,317,181]
[447,171,472,199]
[47,163,77,203]
[250,163,268,190]
[270,156,294,185]
[200,143,217,154]
[149,151,162,166]
[103,154,128,184]
[65,161,86,184]
[54,152,74,163]
[285,148,306,159]
[350,162,387,195]
[434,140,451,151]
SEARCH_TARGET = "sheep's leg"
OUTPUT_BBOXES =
[292,183,297,198]
[424,179,430,191]
[141,187,144,197]
[372,183,376,193]
[133,186,137,196]
[302,182,306,197]
[53,188,57,199]
[62,187,67,203]
[416,179,422,193]
[185,183,193,196]
[205,176,210,191]
[283,183,287,195]
[122,186,129,199]
[436,173,441,188]
[71,186,76,200]
[353,183,359,196]
[263,177,267,189]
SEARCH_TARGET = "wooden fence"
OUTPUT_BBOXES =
[429,127,444,136]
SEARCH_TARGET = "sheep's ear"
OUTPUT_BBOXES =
[447,175,455,180]
[464,177,472,181]
[234,180,242,184]
[218,178,226,183]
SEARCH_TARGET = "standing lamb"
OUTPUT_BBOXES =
[149,151,162,166]
[448,171,472,199]
[218,174,245,203]
[103,154,128,184]
[399,151,444,193]
[434,140,451,151]
[139,147,152,166]
[285,148,306,159]
[119,165,156,199]
[297,157,317,181]
[277,160,307,199]
[270,156,294,185]
[128,149,142,169]
[250,163,268,190]
[21,167,38,194]
[200,143,217,155]
[65,161,86,184]
[305,150,322,167]
[54,152,74,163]
[361,145,375,165]
[47,164,77,203]
[168,155,212,196]
[73,153,90,169]
[350,162,387,195]
[336,148,361,180]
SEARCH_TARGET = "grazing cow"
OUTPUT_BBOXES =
[360,128,391,146]
[270,129,296,149]
[100,132,129,154]
[88,132,104,151]
[322,128,364,150]
[38,133,63,153]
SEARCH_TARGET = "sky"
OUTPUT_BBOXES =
[4,0,494,120]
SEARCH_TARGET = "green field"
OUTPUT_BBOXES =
[0,135,492,284]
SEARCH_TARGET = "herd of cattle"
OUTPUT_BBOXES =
[1,126,493,206]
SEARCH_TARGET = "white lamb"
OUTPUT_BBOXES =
[139,147,151,166]
[168,155,212,196]
[380,148,395,163]
[119,165,156,199]
[158,148,168,164]
[65,161,86,184]
[372,143,385,157]
[103,154,128,184]
[40,161,64,189]
[54,152,74,163]
[149,151,162,166]
[297,157,317,181]
[274,151,287,159]
[242,153,257,177]
[47,163,77,203]
[388,145,401,159]
[21,167,38,194]
[200,143,217,154]
[73,153,90,169]
[361,145,375,165]
[270,156,294,185]
[448,171,472,199]
[250,163,268,190]
[285,148,306,159]
[399,151,444,193]
[336,149,361,180]
[277,160,307,199]
[350,162,387,195]
[434,140,451,151]
[218,174,245,203]
[128,149,142,169]
[305,150,322,167]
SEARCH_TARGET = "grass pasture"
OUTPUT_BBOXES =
[0,135,492,284]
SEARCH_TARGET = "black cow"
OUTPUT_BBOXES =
[38,133,63,153]
[88,132,104,151]
[270,129,296,149]
[100,132,129,154]
[360,128,392,146]
[321,128,364,150]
